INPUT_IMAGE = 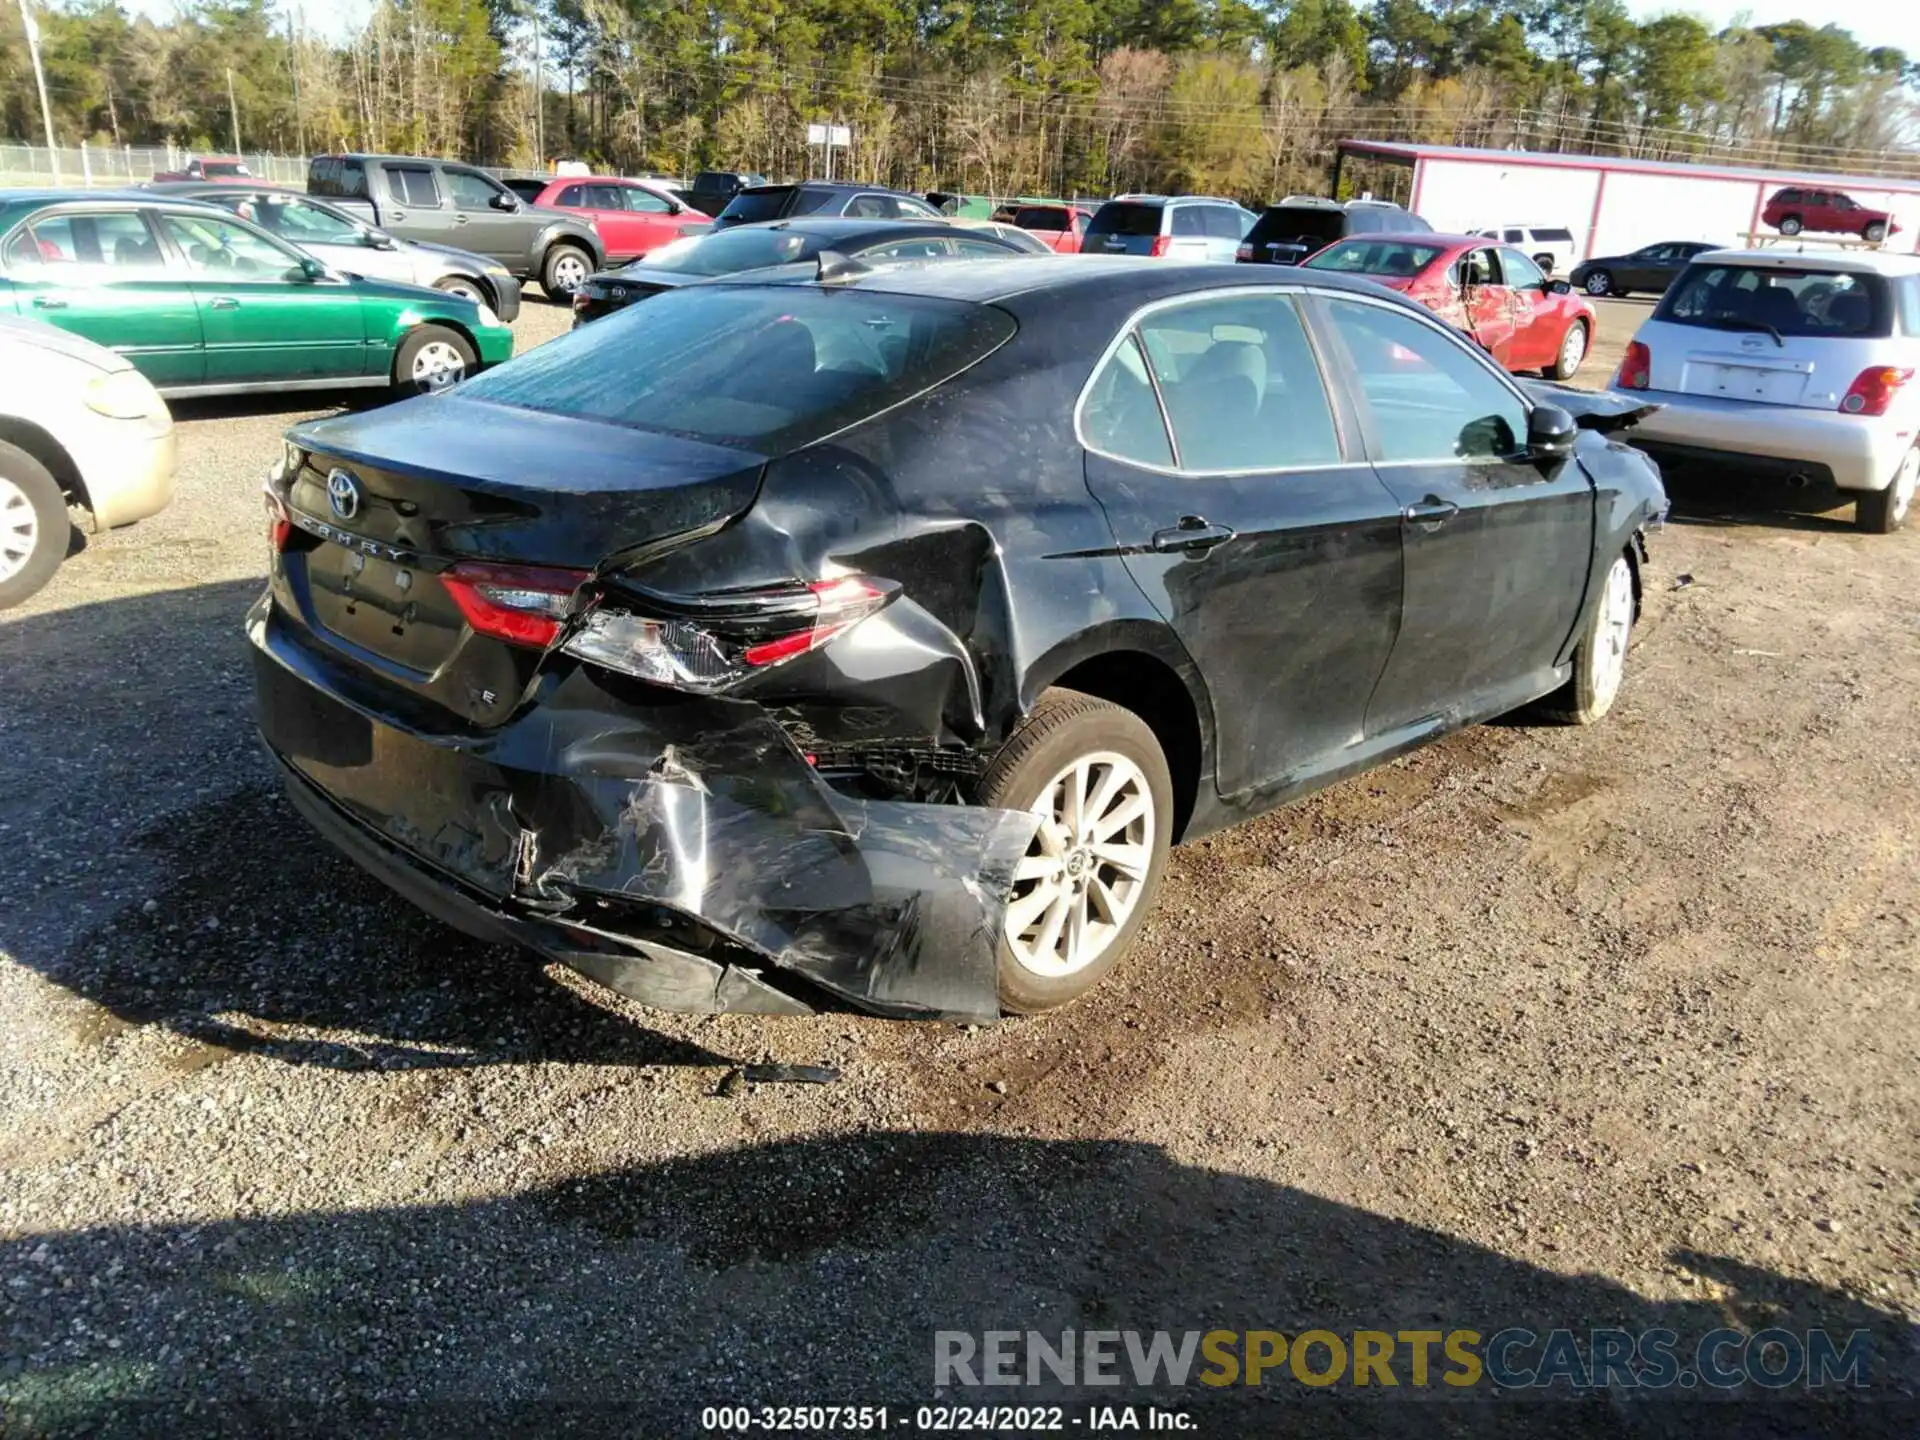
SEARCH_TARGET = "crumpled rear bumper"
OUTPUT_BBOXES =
[250,606,1035,1023]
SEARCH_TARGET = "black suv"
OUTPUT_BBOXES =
[684,170,767,217]
[711,182,944,230]
[1238,197,1433,266]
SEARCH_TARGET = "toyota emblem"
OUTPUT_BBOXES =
[327,468,361,521]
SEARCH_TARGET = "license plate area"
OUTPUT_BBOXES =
[308,544,461,674]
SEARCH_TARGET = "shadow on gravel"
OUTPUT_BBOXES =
[1659,471,1859,535]
[35,781,734,1073]
[1,581,730,1074]
[1,1132,1912,1438]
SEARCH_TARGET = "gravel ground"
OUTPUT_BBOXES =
[2,294,1916,1437]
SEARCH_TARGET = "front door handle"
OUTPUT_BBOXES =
[209,297,240,310]
[388,208,407,221]
[451,214,469,225]
[1151,516,1236,554]
[31,296,67,309]
[1403,496,1459,528]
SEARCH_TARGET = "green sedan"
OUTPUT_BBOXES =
[0,191,514,399]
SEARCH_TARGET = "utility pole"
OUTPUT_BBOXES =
[227,67,241,154]
[531,4,545,166]
[17,0,61,185]
[288,13,305,157]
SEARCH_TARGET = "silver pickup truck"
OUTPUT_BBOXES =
[307,154,605,301]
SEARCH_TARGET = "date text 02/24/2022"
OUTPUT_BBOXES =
[698,1405,1197,1431]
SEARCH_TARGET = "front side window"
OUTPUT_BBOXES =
[1659,263,1891,338]
[556,185,585,207]
[625,186,673,214]
[235,195,361,246]
[1321,298,1528,464]
[160,212,303,276]
[457,287,1016,451]
[1080,333,1173,469]
[443,168,503,211]
[1460,247,1499,287]
[1499,249,1546,289]
[1133,293,1341,472]
[894,196,941,219]
[388,165,441,207]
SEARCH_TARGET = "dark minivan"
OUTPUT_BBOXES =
[1238,198,1433,266]
[711,182,943,230]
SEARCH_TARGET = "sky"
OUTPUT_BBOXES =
[117,0,1920,58]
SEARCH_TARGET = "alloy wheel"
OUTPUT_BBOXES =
[0,475,39,584]
[1560,323,1588,375]
[1585,272,1610,296]
[1592,556,1634,710]
[411,340,466,393]
[1005,751,1155,979]
[550,253,588,292]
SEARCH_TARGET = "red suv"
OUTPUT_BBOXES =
[991,203,1093,254]
[1762,187,1898,243]
[529,176,710,263]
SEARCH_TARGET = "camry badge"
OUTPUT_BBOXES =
[327,468,361,521]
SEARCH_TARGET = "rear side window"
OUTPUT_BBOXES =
[309,156,339,190]
[1133,293,1342,472]
[790,189,839,216]
[1171,207,1206,238]
[388,165,440,207]
[340,160,368,198]
[1246,207,1344,249]
[1658,264,1892,339]
[556,185,585,206]
[1012,206,1067,233]
[1202,206,1247,240]
[457,287,1017,451]
[1535,228,1574,244]
[1088,202,1163,238]
[1080,334,1173,468]
[720,188,796,223]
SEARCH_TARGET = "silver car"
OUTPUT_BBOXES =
[147,184,522,321]
[1083,195,1257,263]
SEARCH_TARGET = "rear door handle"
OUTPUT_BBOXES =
[452,214,469,225]
[1403,496,1459,528]
[209,297,240,310]
[31,296,67,309]
[1151,517,1235,554]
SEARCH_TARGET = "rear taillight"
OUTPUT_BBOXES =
[1235,243,1253,261]
[264,487,291,552]
[1839,366,1913,416]
[441,562,590,649]
[563,575,896,693]
[571,287,591,313]
[1616,340,1651,390]
[1150,236,1172,257]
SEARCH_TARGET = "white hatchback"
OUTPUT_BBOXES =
[1613,247,1920,533]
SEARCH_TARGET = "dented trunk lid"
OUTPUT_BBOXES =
[278,395,764,725]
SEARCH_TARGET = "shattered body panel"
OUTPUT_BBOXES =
[253,600,1034,1022]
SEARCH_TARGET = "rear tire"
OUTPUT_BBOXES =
[1778,215,1804,235]
[1583,269,1613,297]
[1856,444,1917,533]
[540,243,592,301]
[0,441,69,610]
[976,689,1173,1014]
[1864,220,1889,244]
[1536,552,1636,725]
[392,324,476,397]
[1532,252,1556,274]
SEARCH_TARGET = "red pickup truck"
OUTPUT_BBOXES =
[150,156,254,183]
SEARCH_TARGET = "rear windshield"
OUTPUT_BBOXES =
[1012,206,1069,232]
[630,227,814,277]
[1303,239,1447,276]
[457,287,1017,451]
[1246,206,1347,248]
[202,160,250,178]
[1657,263,1892,339]
[719,187,796,223]
[1087,202,1163,238]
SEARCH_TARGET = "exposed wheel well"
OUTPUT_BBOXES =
[0,416,87,517]
[1051,651,1203,842]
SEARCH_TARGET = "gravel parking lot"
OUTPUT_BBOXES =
[2,292,1916,1436]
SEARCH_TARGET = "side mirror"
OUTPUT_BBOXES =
[294,256,328,282]
[1527,403,1578,460]
[490,192,519,211]
[1547,278,1572,295]
[366,229,398,250]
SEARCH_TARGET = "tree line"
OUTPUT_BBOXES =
[3,0,1917,200]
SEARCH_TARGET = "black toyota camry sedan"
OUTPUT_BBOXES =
[569,216,1034,324]
[252,258,1667,1024]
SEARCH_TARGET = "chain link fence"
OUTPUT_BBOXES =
[0,143,310,189]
